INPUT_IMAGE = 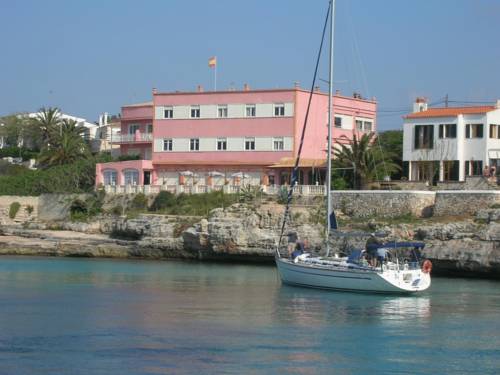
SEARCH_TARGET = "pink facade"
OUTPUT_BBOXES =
[96,87,377,189]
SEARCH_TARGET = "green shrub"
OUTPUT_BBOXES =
[277,186,289,204]
[239,185,263,203]
[150,191,176,211]
[25,205,34,215]
[110,205,124,216]
[0,146,38,161]
[149,191,238,216]
[130,193,148,211]
[0,155,109,196]
[9,202,21,219]
[117,154,140,161]
[69,193,105,221]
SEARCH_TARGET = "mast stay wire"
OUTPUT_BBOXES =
[276,1,331,256]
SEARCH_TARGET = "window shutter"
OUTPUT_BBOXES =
[439,125,443,138]
[466,125,470,138]
[478,124,483,138]
[450,124,457,138]
[429,126,434,148]
[414,126,419,149]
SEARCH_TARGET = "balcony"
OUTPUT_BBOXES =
[111,132,153,144]
[102,184,326,196]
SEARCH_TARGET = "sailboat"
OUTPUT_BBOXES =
[275,0,432,294]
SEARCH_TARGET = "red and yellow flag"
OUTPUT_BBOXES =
[208,56,217,68]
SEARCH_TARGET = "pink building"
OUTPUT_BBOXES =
[96,86,377,193]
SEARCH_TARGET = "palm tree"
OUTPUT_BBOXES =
[333,133,400,189]
[38,119,90,167]
[32,107,62,144]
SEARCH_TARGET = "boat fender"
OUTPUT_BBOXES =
[422,259,432,274]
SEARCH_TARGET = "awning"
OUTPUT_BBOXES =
[488,150,500,159]
[269,157,326,168]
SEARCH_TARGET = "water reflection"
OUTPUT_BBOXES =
[272,285,431,326]
[0,257,499,374]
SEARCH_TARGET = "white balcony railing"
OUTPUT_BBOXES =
[103,184,326,196]
[111,133,153,143]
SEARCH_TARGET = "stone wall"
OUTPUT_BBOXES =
[433,191,500,216]
[436,176,496,191]
[38,194,91,221]
[331,191,436,218]
[0,196,38,225]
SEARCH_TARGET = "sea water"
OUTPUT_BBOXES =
[0,256,499,374]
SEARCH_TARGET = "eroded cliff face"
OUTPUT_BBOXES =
[1,203,500,278]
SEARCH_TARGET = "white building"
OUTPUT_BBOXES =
[403,98,500,182]
[27,111,99,140]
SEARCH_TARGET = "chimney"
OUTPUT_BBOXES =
[335,89,341,95]
[197,85,204,92]
[243,83,250,91]
[413,97,428,112]
[496,99,500,109]
[294,81,300,89]
[152,87,157,95]
[314,86,320,92]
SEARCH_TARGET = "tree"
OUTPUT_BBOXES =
[333,133,400,189]
[38,118,90,167]
[33,107,62,143]
[377,130,403,179]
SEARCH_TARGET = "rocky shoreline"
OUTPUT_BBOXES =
[1,202,500,278]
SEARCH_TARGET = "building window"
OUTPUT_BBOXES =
[438,124,457,139]
[190,138,199,151]
[334,117,342,128]
[414,125,434,149]
[466,124,483,138]
[355,120,363,131]
[103,170,117,186]
[190,106,200,118]
[273,137,284,151]
[468,160,483,176]
[364,121,373,132]
[218,105,228,118]
[129,124,140,134]
[146,124,153,133]
[246,104,256,117]
[274,104,285,117]
[124,169,139,185]
[245,137,255,150]
[490,124,500,139]
[443,161,459,181]
[163,138,173,151]
[164,107,173,119]
[217,137,227,151]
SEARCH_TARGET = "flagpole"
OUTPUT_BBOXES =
[214,60,217,91]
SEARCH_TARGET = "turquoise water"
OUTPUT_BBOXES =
[0,257,499,374]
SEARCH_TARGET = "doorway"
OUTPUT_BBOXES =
[143,171,151,185]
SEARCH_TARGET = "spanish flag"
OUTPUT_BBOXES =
[208,56,217,68]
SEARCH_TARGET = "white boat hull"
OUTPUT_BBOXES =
[276,257,431,294]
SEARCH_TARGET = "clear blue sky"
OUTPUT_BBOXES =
[1,0,499,130]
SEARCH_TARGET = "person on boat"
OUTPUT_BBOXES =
[290,237,310,260]
[376,247,387,268]
[287,231,298,258]
[365,234,382,267]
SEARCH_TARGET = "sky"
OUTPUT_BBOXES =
[1,0,499,130]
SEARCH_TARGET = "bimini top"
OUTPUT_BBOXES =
[366,241,425,251]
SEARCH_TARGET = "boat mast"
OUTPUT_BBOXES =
[325,0,335,257]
